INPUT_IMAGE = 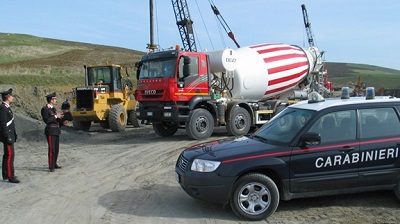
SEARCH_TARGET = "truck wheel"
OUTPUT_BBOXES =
[129,111,145,128]
[73,120,91,131]
[153,122,178,137]
[230,173,279,221]
[395,178,400,201]
[226,107,251,136]
[109,104,127,132]
[273,104,286,117]
[186,108,214,140]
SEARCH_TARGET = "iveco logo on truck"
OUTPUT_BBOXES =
[144,90,157,94]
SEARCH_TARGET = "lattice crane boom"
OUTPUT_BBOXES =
[171,0,197,52]
[301,4,315,48]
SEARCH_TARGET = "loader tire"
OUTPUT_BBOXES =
[73,120,91,132]
[129,111,145,128]
[109,104,127,132]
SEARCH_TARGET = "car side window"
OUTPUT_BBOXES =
[360,107,400,139]
[308,110,356,143]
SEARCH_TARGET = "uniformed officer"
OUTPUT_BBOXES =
[0,88,19,183]
[41,92,65,172]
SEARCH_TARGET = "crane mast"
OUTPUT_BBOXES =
[171,0,197,52]
[301,4,315,47]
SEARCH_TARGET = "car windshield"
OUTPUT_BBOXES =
[138,59,176,79]
[252,108,316,144]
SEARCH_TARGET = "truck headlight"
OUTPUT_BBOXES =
[191,159,221,172]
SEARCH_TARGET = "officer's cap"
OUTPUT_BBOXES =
[1,88,13,100]
[46,92,57,100]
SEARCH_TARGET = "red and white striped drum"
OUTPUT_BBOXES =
[229,43,318,101]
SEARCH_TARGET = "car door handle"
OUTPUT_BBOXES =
[339,146,355,152]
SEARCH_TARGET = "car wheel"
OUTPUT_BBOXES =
[230,173,279,221]
[185,108,214,140]
[226,107,251,136]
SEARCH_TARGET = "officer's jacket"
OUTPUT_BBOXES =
[41,105,63,136]
[0,102,16,143]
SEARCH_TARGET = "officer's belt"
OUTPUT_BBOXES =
[6,116,14,127]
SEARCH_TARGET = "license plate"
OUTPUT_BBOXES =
[175,172,180,183]
[147,112,153,116]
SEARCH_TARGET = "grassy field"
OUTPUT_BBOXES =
[0,33,399,119]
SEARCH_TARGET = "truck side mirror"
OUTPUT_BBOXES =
[136,61,142,80]
[183,56,191,78]
[300,132,321,146]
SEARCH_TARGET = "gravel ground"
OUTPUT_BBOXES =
[0,114,399,224]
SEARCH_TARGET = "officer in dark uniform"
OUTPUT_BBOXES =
[0,88,19,183]
[41,92,65,172]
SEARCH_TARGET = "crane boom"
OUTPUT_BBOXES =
[301,4,315,47]
[209,2,240,48]
[171,0,197,52]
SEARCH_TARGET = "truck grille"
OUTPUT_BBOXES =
[177,153,188,171]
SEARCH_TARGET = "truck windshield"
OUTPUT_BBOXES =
[252,108,316,144]
[87,67,111,85]
[138,59,176,79]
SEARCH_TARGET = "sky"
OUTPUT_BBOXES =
[1,0,399,70]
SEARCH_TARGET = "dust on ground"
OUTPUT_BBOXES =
[0,114,399,224]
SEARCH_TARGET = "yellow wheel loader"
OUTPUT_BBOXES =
[71,64,145,132]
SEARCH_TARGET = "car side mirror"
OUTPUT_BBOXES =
[300,132,321,146]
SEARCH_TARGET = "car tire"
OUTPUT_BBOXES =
[230,173,279,221]
[226,107,251,136]
[152,122,178,137]
[185,108,214,140]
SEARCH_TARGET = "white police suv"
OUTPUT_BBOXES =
[175,87,400,220]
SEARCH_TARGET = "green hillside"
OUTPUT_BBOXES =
[0,33,144,87]
[325,62,400,90]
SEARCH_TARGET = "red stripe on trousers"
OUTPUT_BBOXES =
[7,144,12,178]
[48,135,53,169]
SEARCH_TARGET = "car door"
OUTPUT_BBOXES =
[289,109,360,193]
[358,107,400,187]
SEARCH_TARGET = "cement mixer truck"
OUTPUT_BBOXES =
[135,43,330,139]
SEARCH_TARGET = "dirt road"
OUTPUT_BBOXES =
[0,115,399,224]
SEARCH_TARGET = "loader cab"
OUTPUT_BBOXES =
[86,65,123,92]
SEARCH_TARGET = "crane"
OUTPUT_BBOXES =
[209,1,240,48]
[301,4,315,48]
[171,0,197,52]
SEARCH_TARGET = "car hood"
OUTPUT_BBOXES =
[182,136,282,161]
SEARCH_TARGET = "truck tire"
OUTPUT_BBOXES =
[395,178,400,201]
[109,104,127,132]
[73,120,91,132]
[226,107,251,136]
[273,104,286,117]
[153,122,178,137]
[129,110,145,128]
[230,173,279,221]
[185,108,214,140]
